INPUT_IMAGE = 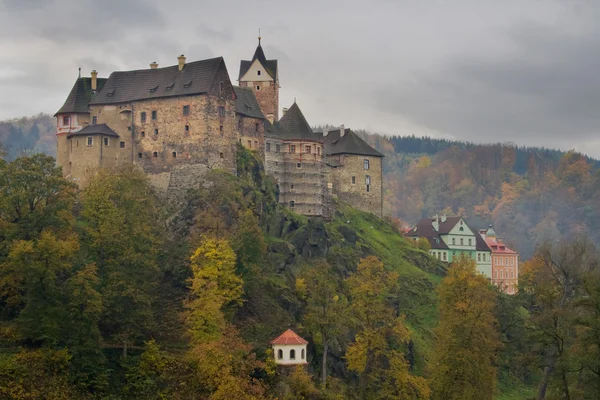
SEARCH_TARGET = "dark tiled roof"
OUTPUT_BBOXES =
[233,86,264,119]
[321,128,384,157]
[405,219,449,249]
[55,77,107,115]
[90,57,224,105]
[475,231,492,252]
[67,123,119,138]
[239,43,278,80]
[265,102,323,142]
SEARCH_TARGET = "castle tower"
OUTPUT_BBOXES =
[239,34,279,123]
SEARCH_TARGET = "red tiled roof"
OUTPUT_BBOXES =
[270,329,308,345]
[483,236,517,254]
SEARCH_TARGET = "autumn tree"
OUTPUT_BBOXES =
[430,255,499,400]
[346,256,430,399]
[296,260,348,386]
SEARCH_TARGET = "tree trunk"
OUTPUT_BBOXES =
[560,369,571,400]
[322,338,329,386]
[123,342,128,358]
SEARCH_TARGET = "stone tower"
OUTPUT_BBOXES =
[239,35,279,123]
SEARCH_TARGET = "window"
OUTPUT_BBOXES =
[317,146,321,155]
[76,140,79,147]
[255,123,259,132]
[277,349,283,360]
[141,131,145,138]
[276,144,281,153]
[289,201,295,208]
[266,142,271,152]
[505,257,509,265]
[220,125,224,133]
[219,152,224,159]
[499,258,503,266]
[511,270,514,279]
[92,116,97,124]
[351,176,356,184]
[154,128,158,136]
[254,140,258,148]
[459,227,464,232]
[256,85,261,90]
[500,271,504,279]
[87,137,93,146]
[482,253,486,262]
[238,118,242,130]
[452,238,456,245]
[291,184,295,190]
[290,145,296,153]
[290,349,296,360]
[494,271,498,279]
[301,349,305,359]
[442,252,447,261]
[218,106,225,117]
[248,140,252,148]
[305,145,311,154]
[120,141,125,148]
[183,105,190,116]
[138,152,142,158]
[63,116,70,126]
[219,82,224,95]
[460,238,464,246]
[468,238,472,246]
[103,137,109,146]
[297,163,302,169]
[257,70,261,76]
[365,175,371,185]
[364,159,370,170]
[141,112,147,123]
[151,110,157,120]
[477,253,481,262]
[152,151,158,157]
[172,151,177,158]
[185,125,190,133]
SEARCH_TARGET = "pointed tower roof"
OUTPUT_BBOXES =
[270,329,308,345]
[55,76,107,116]
[239,37,278,80]
[266,102,322,142]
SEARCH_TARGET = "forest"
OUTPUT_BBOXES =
[0,144,598,399]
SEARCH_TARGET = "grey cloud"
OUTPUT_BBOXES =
[374,20,600,144]
[196,26,234,42]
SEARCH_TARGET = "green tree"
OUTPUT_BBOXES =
[430,255,499,400]
[79,167,160,356]
[296,260,347,386]
[346,256,430,399]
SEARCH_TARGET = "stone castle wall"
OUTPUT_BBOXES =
[240,80,278,121]
[238,115,265,156]
[328,154,383,217]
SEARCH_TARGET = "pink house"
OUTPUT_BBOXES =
[480,226,519,294]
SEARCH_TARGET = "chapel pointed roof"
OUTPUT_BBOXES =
[270,329,308,345]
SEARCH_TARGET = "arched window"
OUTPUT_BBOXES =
[301,349,305,359]
[277,349,283,360]
[290,349,296,360]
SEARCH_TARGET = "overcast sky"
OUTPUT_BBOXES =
[1,0,599,157]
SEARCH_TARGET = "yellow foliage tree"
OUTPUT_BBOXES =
[430,255,499,400]
[346,256,430,399]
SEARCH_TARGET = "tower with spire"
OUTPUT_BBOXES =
[239,32,279,123]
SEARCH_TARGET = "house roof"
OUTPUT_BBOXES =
[483,235,517,254]
[239,41,278,80]
[66,123,119,138]
[233,86,264,119]
[405,216,491,251]
[89,57,224,105]
[265,102,323,142]
[321,128,383,157]
[55,76,107,115]
[270,329,308,345]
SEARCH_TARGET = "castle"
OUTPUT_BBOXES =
[55,37,384,217]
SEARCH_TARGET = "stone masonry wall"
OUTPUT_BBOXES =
[240,80,278,121]
[238,115,265,157]
[329,154,383,217]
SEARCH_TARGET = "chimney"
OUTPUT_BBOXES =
[432,214,439,231]
[323,128,328,137]
[340,124,345,137]
[91,70,98,91]
[266,113,274,124]
[282,107,289,117]
[177,54,186,71]
[150,61,159,69]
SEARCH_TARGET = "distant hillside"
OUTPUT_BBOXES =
[0,113,55,159]
[357,131,600,259]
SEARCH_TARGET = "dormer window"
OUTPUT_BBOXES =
[149,85,158,93]
[184,80,193,88]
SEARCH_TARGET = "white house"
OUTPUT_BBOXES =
[270,329,308,365]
